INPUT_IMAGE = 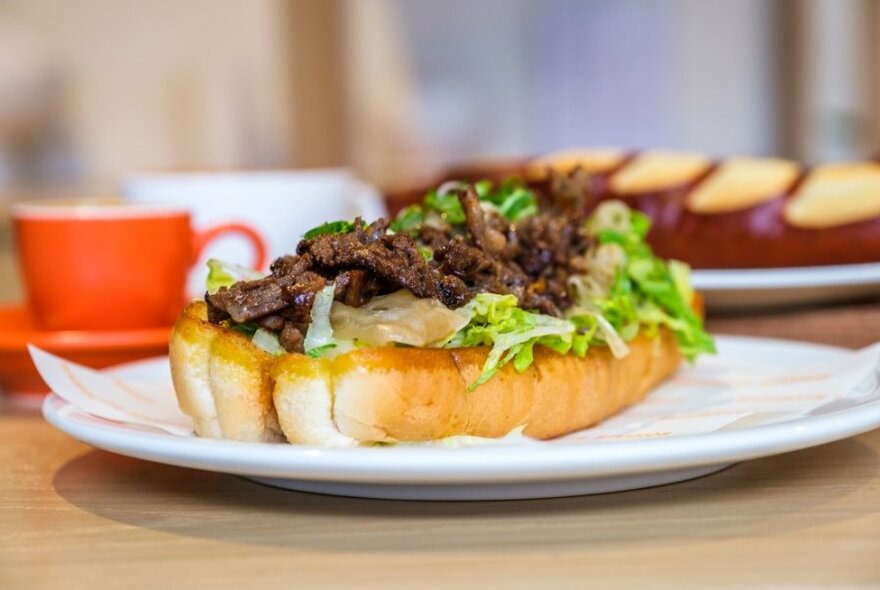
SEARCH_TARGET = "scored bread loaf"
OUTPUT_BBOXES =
[395,149,880,269]
[170,301,683,446]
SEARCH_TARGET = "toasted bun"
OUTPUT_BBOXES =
[170,302,682,446]
[170,303,283,442]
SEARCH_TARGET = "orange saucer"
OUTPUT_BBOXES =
[0,304,170,394]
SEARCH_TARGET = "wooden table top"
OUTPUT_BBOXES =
[2,299,880,589]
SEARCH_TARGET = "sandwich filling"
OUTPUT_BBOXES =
[205,174,714,389]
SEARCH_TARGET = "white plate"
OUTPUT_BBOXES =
[42,336,880,501]
[692,262,880,311]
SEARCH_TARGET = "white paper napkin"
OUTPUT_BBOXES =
[560,341,880,442]
[29,345,192,435]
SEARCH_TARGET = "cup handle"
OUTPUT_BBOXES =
[192,223,268,271]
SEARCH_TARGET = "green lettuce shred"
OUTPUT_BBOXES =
[206,258,265,294]
[584,203,715,361]
[424,189,467,224]
[303,284,337,354]
[305,343,337,358]
[446,294,594,391]
[303,220,357,240]
[478,178,539,221]
[252,328,285,356]
[389,205,425,233]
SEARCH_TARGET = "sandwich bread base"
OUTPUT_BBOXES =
[170,302,682,446]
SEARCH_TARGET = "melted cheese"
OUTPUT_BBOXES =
[687,157,800,214]
[784,163,880,228]
[609,150,711,195]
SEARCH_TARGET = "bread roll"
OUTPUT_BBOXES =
[170,302,283,442]
[170,302,683,446]
[391,150,880,269]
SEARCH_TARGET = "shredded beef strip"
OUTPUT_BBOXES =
[334,269,381,307]
[206,277,288,324]
[257,314,285,331]
[279,323,305,352]
[418,226,452,251]
[297,221,470,308]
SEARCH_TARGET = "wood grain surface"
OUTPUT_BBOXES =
[1,299,879,589]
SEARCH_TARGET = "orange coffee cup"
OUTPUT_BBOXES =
[13,198,267,330]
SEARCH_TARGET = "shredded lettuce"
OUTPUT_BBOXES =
[582,201,715,361]
[205,259,265,294]
[373,425,534,447]
[576,307,630,358]
[303,283,337,354]
[299,284,360,358]
[446,294,603,391]
[305,343,337,358]
[252,328,285,356]
[669,259,694,306]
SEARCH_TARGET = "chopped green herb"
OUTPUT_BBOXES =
[474,179,493,199]
[497,187,539,221]
[305,343,337,358]
[389,205,426,234]
[304,220,356,239]
[425,190,467,224]
[230,322,259,337]
[475,178,539,222]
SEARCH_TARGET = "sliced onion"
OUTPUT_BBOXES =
[252,328,285,356]
[331,290,470,347]
[568,243,626,302]
[587,200,632,234]
[593,311,630,358]
[437,180,465,196]
[303,283,336,352]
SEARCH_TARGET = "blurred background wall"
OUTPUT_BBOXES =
[0,0,879,195]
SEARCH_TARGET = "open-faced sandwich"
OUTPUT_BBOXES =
[170,178,714,446]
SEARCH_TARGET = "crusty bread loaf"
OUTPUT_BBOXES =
[386,149,880,269]
[170,301,683,446]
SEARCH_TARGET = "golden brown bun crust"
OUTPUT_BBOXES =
[170,302,283,442]
[170,302,682,445]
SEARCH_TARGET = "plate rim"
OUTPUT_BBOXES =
[691,261,880,291]
[40,335,880,485]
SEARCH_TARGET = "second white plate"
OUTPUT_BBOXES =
[692,262,880,311]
